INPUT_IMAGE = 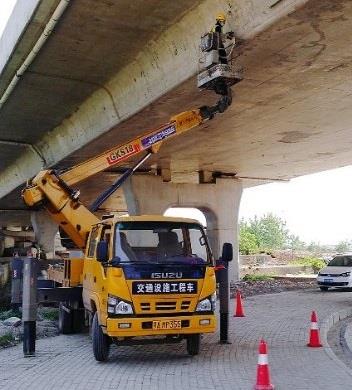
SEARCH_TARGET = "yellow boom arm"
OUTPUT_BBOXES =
[61,109,203,186]
[22,109,204,249]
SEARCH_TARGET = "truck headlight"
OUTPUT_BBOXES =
[196,294,216,312]
[108,295,134,315]
[196,298,211,312]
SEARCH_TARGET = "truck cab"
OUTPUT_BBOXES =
[82,215,217,361]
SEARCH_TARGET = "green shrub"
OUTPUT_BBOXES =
[0,333,14,347]
[293,257,325,273]
[39,308,59,321]
[242,274,274,282]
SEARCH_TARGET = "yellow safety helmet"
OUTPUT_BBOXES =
[216,12,226,23]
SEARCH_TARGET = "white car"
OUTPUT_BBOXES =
[317,254,352,291]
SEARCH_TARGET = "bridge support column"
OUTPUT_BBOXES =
[123,175,243,282]
[30,211,57,258]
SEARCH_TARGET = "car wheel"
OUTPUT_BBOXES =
[319,287,329,291]
[186,334,201,356]
[92,312,110,362]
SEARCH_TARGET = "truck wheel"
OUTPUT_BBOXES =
[92,312,110,362]
[319,287,329,291]
[59,303,73,334]
[186,334,201,356]
[72,309,85,333]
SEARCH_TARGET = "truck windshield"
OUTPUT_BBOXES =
[113,221,211,265]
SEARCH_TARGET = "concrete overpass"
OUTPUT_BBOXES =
[1,0,351,278]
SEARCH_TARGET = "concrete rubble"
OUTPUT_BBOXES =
[0,308,59,348]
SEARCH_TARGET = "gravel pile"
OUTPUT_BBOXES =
[230,278,316,298]
[0,307,59,349]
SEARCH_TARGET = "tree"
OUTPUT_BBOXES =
[288,234,306,251]
[239,222,258,255]
[335,240,351,253]
[239,214,309,254]
[245,213,289,252]
[305,241,330,255]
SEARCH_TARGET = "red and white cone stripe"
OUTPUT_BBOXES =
[311,321,318,330]
[258,353,269,365]
[307,310,322,348]
[254,340,274,390]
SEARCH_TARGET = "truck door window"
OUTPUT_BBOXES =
[189,228,208,261]
[87,226,99,258]
[101,226,111,259]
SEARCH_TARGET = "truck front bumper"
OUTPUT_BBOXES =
[106,314,216,337]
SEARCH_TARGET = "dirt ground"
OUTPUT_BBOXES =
[231,277,316,298]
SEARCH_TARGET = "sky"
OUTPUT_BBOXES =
[0,1,16,37]
[1,2,352,245]
[166,165,352,245]
[239,166,352,245]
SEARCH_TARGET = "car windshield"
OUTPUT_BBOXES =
[113,221,211,265]
[328,256,352,267]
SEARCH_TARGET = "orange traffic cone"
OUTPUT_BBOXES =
[254,340,274,390]
[307,311,322,348]
[234,290,245,317]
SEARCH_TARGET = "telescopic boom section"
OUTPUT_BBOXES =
[22,109,205,249]
[60,109,204,186]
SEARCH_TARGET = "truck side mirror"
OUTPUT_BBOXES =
[221,243,233,262]
[96,241,108,263]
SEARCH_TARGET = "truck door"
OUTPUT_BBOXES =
[83,225,99,302]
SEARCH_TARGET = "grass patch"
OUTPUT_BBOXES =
[0,333,14,348]
[242,274,274,282]
[39,307,59,321]
[292,257,325,273]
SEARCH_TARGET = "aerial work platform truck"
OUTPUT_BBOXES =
[21,14,241,361]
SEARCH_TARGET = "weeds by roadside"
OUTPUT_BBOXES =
[0,333,14,348]
[292,257,325,273]
[39,307,59,321]
[242,274,274,282]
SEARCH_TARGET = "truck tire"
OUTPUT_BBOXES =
[92,312,110,362]
[319,286,329,291]
[72,308,85,333]
[186,334,201,356]
[58,303,73,334]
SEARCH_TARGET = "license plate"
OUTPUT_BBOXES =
[152,320,181,330]
[324,279,333,283]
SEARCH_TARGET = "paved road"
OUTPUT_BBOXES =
[1,289,352,389]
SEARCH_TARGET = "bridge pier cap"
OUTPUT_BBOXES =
[123,176,243,282]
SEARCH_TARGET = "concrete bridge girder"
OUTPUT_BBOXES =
[0,0,310,202]
[123,175,243,282]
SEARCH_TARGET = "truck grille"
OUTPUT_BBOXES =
[140,302,151,311]
[180,301,191,310]
[139,300,191,312]
[156,302,176,311]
